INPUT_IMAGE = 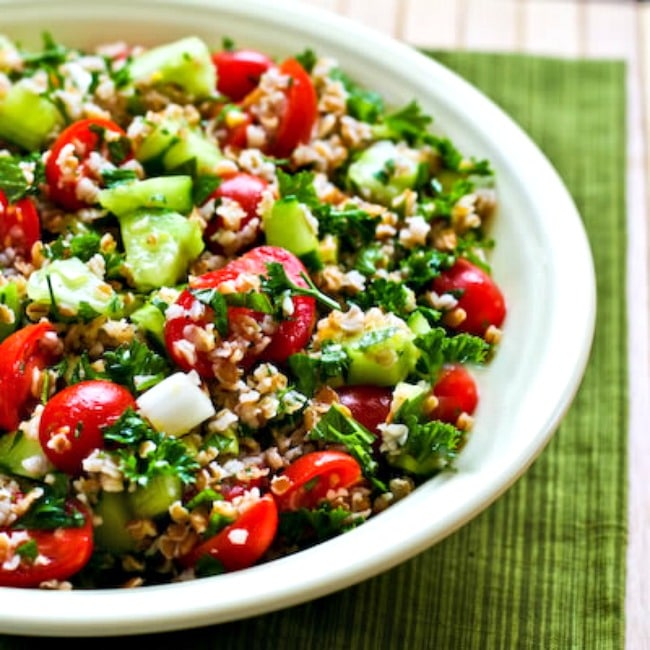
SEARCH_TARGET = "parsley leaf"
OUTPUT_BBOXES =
[0,154,42,202]
[330,68,384,123]
[413,327,489,380]
[372,100,433,145]
[101,340,171,393]
[278,502,364,546]
[313,203,379,249]
[261,262,340,311]
[387,412,463,477]
[13,488,86,531]
[400,247,455,288]
[288,342,349,396]
[294,48,318,73]
[351,277,414,318]
[308,403,385,489]
[103,408,199,486]
[277,168,319,205]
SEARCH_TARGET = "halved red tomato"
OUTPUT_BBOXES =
[39,379,136,475]
[212,48,274,101]
[181,493,278,573]
[336,385,392,436]
[45,117,131,211]
[266,58,318,158]
[432,258,506,337]
[164,246,316,377]
[0,190,41,260]
[272,450,362,512]
[0,501,94,587]
[431,363,479,424]
[203,172,268,254]
[0,322,61,432]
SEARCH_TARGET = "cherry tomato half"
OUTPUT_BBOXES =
[0,190,41,261]
[212,49,274,102]
[0,500,94,588]
[39,379,136,475]
[0,322,61,432]
[203,172,268,254]
[266,58,318,158]
[431,363,478,424]
[336,385,392,436]
[432,258,506,337]
[273,450,362,512]
[45,117,131,211]
[165,246,316,377]
[181,493,278,573]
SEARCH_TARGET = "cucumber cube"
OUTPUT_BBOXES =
[99,175,194,216]
[119,209,204,291]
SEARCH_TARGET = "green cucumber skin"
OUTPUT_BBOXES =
[0,84,63,150]
[262,197,321,265]
[0,431,50,479]
[127,36,216,100]
[346,140,425,206]
[119,209,204,291]
[99,175,194,216]
[128,474,183,519]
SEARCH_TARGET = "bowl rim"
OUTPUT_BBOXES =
[0,0,597,637]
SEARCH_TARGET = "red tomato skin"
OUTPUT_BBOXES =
[267,58,318,158]
[220,111,253,149]
[39,380,136,475]
[203,172,268,254]
[336,385,392,435]
[0,322,61,432]
[166,246,316,376]
[45,117,130,211]
[164,289,217,377]
[182,493,278,572]
[0,191,41,260]
[432,258,506,336]
[431,363,479,424]
[212,49,274,101]
[0,501,94,588]
[273,450,362,512]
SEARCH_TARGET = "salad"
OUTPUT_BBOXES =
[0,33,506,589]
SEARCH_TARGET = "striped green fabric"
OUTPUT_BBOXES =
[0,53,628,649]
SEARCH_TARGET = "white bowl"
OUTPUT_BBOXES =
[0,0,596,637]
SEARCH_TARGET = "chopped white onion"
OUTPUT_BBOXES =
[136,371,215,437]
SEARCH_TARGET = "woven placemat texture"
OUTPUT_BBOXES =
[0,51,628,649]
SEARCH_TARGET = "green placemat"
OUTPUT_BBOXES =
[0,52,628,649]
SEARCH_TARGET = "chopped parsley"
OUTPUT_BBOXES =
[102,408,199,486]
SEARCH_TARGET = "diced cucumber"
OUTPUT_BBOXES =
[94,491,138,553]
[0,430,52,479]
[203,427,239,458]
[130,302,166,347]
[26,257,122,317]
[407,310,432,336]
[0,281,21,342]
[99,175,194,217]
[136,118,224,176]
[0,82,63,150]
[127,36,216,100]
[346,327,419,386]
[262,197,321,267]
[346,140,427,206]
[162,129,224,176]
[135,119,182,164]
[119,209,204,291]
[128,473,182,519]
